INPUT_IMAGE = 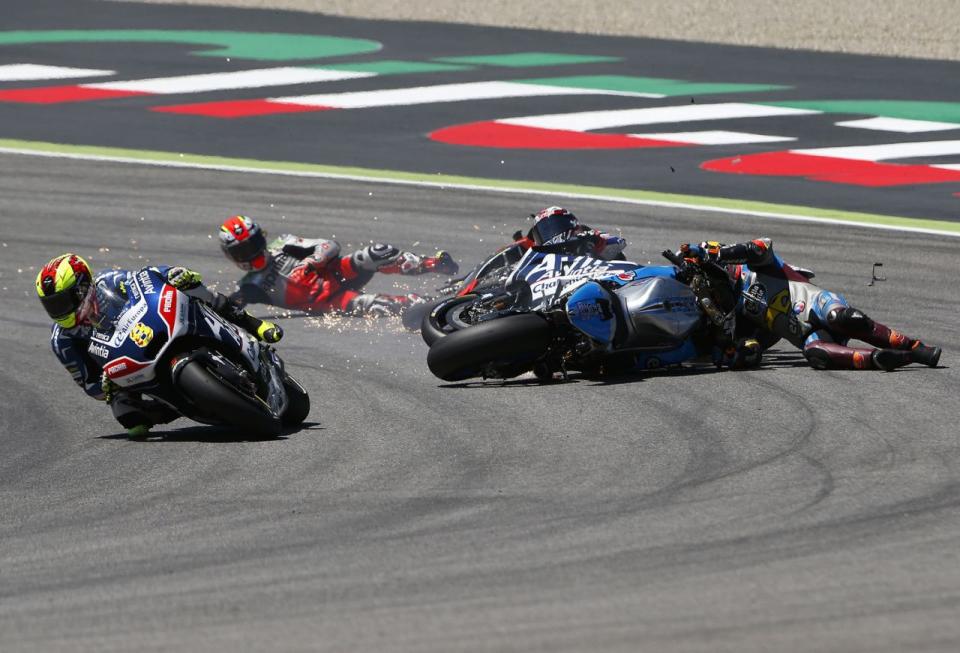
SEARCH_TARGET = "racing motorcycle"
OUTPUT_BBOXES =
[88,268,310,436]
[425,250,737,382]
[421,240,644,346]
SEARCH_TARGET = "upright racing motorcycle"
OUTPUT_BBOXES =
[425,251,736,382]
[88,267,310,435]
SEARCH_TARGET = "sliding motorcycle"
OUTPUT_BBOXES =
[425,251,737,382]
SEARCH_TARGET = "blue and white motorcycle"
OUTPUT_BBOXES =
[425,250,736,382]
[88,267,309,435]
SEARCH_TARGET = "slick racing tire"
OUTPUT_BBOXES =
[427,313,552,382]
[281,373,311,427]
[421,295,479,346]
[176,360,282,436]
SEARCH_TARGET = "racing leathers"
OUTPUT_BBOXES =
[228,235,457,316]
[51,265,281,435]
[681,239,942,371]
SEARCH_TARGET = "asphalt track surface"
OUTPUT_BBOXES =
[2,152,960,652]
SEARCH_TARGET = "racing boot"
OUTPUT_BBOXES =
[858,318,940,367]
[231,309,283,343]
[212,293,283,343]
[909,342,942,367]
[871,348,913,372]
[419,251,459,276]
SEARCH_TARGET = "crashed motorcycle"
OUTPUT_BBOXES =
[89,267,310,435]
[421,241,643,345]
[426,251,736,382]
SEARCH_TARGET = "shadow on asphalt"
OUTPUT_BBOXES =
[436,351,814,389]
[98,421,323,443]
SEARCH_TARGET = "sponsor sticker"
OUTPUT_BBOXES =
[89,342,110,359]
[137,270,156,295]
[130,322,154,348]
[743,282,766,316]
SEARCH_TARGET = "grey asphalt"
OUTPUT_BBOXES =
[1,153,959,651]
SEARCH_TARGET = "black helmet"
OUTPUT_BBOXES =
[529,206,581,246]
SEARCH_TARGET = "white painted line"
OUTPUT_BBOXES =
[274,81,647,109]
[500,103,819,131]
[629,130,795,145]
[794,140,960,162]
[89,68,374,94]
[0,144,955,239]
[0,64,114,81]
[836,116,960,133]
[933,163,960,171]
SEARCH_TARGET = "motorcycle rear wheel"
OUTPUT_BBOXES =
[427,313,552,381]
[176,360,282,436]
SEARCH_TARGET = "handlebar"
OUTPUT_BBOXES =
[661,249,729,278]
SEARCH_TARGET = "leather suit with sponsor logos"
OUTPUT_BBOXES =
[51,266,264,431]
[228,235,451,316]
[685,239,941,371]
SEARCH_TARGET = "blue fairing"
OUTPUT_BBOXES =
[566,282,617,343]
[633,339,700,371]
[601,265,678,287]
[87,267,249,391]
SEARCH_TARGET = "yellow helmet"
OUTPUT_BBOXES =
[35,253,94,328]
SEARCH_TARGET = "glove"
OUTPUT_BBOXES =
[713,339,762,370]
[679,242,722,263]
[166,266,203,290]
[256,320,284,343]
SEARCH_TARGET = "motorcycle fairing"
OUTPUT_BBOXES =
[617,277,702,346]
[90,268,253,390]
[566,281,618,344]
[507,249,642,307]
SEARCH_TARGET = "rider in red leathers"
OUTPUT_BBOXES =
[219,215,459,316]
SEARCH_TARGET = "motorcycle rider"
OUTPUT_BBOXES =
[513,206,627,260]
[36,253,284,436]
[219,215,459,316]
[679,238,942,371]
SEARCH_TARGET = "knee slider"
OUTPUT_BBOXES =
[352,243,401,271]
[803,342,833,370]
[826,307,872,333]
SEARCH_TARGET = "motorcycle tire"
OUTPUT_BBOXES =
[281,373,311,427]
[427,313,552,382]
[421,295,478,346]
[176,360,282,436]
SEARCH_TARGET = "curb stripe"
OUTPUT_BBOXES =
[0,64,115,81]
[0,138,957,238]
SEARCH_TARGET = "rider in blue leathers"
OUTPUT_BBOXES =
[38,254,282,436]
[679,238,942,371]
